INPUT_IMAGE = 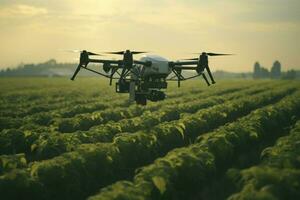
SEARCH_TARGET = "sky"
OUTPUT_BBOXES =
[0,0,299,72]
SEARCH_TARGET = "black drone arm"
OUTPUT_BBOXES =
[170,61,198,66]
[173,66,198,70]
[88,58,121,65]
[70,58,123,81]
[167,61,212,87]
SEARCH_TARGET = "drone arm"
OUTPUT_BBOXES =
[88,58,121,65]
[171,61,198,66]
[173,66,198,70]
[80,67,111,78]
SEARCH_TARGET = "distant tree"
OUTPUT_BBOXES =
[260,67,270,78]
[253,62,261,79]
[253,62,270,79]
[271,60,281,79]
[283,70,297,80]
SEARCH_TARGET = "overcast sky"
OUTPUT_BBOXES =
[0,0,299,72]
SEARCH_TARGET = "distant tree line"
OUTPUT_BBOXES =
[0,59,107,77]
[0,59,74,77]
[253,61,298,80]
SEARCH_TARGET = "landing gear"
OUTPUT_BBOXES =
[202,73,210,86]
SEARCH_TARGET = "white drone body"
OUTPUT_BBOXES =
[139,55,171,78]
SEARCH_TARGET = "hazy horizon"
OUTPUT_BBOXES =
[1,0,299,72]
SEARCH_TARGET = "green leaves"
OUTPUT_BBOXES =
[152,176,167,194]
[0,154,27,174]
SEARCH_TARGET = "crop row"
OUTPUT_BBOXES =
[0,79,209,119]
[0,81,269,133]
[0,86,198,130]
[0,89,110,117]
[54,84,251,133]
[0,100,113,130]
[227,120,300,200]
[87,90,300,200]
[29,84,274,161]
[0,85,295,200]
[0,97,128,131]
[0,83,255,157]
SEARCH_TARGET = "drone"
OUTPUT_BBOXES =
[70,50,232,105]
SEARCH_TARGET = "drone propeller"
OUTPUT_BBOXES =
[104,51,125,55]
[207,52,233,56]
[184,52,233,60]
[182,58,199,61]
[86,51,101,56]
[63,49,102,56]
[192,52,233,56]
[131,51,148,54]
[104,50,148,55]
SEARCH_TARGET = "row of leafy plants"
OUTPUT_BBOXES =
[226,120,300,199]
[3,80,260,132]
[29,84,273,161]
[0,94,126,130]
[0,85,295,200]
[0,78,210,119]
[0,81,267,133]
[54,84,251,133]
[0,82,253,157]
[87,90,300,200]
[0,82,275,159]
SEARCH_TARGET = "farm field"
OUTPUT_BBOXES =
[0,77,300,200]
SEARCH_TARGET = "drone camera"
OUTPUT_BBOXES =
[116,80,130,93]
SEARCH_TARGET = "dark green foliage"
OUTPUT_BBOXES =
[0,129,26,154]
[0,79,299,200]
[228,121,300,200]
[88,90,300,200]
[0,117,23,131]
[0,154,27,174]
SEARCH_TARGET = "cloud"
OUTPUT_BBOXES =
[0,0,299,70]
[0,4,48,17]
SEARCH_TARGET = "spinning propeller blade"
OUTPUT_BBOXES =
[207,52,233,56]
[182,58,198,61]
[131,51,148,54]
[62,49,102,56]
[104,51,125,55]
[104,50,148,55]
[192,52,234,56]
[86,51,102,56]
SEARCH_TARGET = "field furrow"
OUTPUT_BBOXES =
[28,83,271,161]
[0,79,298,200]
[87,90,300,200]
[0,82,257,158]
[0,84,296,200]
[225,120,300,200]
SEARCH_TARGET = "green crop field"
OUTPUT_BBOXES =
[0,78,300,200]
